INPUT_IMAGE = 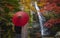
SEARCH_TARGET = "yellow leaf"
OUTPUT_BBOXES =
[38,2,46,7]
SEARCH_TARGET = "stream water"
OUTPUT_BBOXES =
[34,2,50,37]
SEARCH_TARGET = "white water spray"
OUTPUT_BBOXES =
[34,2,49,36]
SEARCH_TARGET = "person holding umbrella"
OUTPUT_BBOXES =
[12,11,29,38]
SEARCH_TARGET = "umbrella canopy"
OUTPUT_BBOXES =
[12,11,29,27]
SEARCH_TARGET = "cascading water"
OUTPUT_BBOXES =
[34,2,50,37]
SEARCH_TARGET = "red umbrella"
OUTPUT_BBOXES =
[12,11,29,27]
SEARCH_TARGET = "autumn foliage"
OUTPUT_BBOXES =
[44,19,60,28]
[39,0,60,28]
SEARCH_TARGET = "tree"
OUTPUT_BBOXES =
[0,0,20,38]
[39,0,60,32]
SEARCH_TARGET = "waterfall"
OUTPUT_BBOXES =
[34,2,50,36]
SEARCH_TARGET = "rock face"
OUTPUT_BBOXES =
[42,37,54,38]
[55,31,60,38]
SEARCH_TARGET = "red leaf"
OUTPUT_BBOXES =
[44,19,60,28]
[44,3,56,11]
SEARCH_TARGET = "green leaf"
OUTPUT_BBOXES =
[4,7,10,13]
[6,0,20,7]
